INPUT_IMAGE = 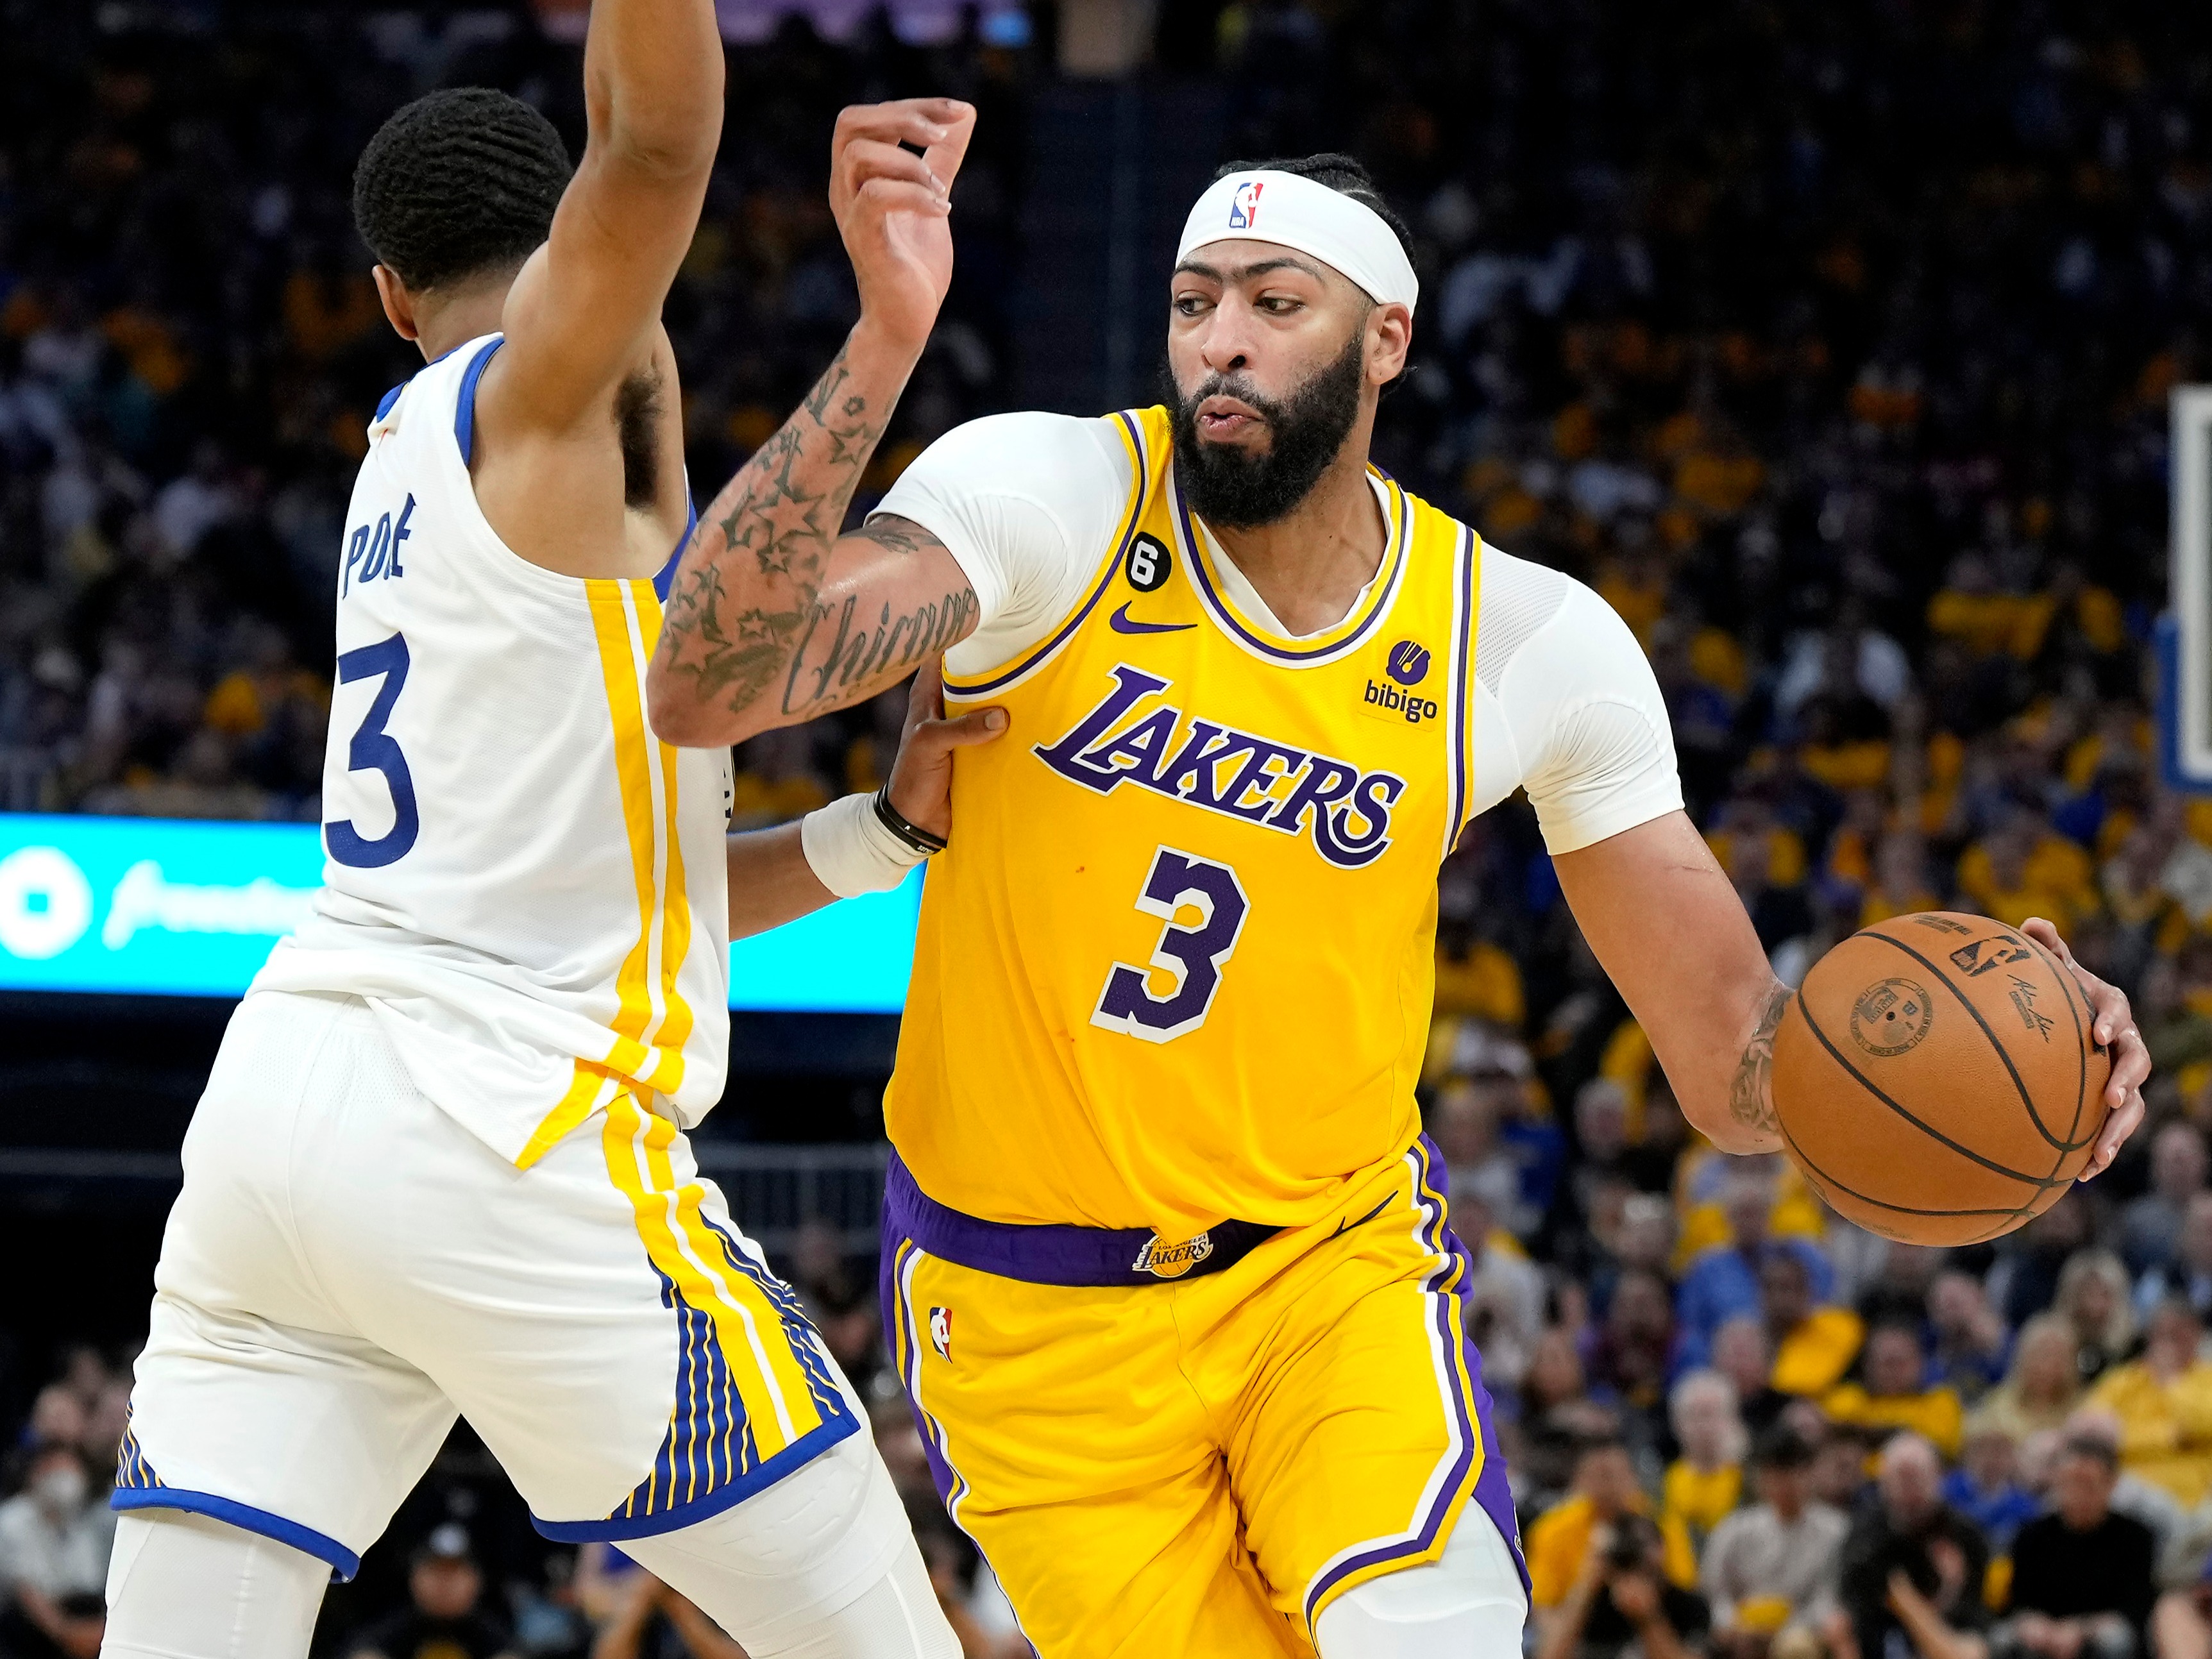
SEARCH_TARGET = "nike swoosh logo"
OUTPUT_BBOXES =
[1108,602,1195,635]
[1331,1196,1392,1240]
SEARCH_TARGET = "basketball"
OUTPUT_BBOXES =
[1772,912,2111,1247]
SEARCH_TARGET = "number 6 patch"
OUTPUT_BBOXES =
[1092,846,1249,1043]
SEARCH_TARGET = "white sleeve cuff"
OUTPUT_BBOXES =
[798,792,925,899]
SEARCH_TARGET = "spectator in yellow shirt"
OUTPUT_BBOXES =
[1762,1251,1866,1398]
[1527,1433,1700,1612]
[2086,1298,2212,1508]
[1824,1322,1966,1460]
[1662,1370,1747,1556]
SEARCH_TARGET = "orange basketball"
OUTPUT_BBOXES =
[1771,912,2111,1247]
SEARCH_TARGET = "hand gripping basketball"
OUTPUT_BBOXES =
[1769,911,2148,1245]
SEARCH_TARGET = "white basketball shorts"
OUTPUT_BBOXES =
[116,989,861,1579]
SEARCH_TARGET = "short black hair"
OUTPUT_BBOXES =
[2057,1434,2119,1473]
[353,88,571,291]
[1206,152,1416,268]
[1752,1424,1816,1470]
[1573,1428,1629,1461]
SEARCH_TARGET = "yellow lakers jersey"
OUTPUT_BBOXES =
[887,406,1485,1241]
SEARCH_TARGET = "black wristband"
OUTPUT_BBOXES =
[874,786,949,857]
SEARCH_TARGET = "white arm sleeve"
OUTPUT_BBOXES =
[1473,549,1684,855]
[870,411,1133,680]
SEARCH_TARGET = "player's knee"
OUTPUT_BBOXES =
[1313,1514,1528,1659]
[103,1509,329,1659]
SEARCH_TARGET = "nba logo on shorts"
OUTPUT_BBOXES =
[929,1306,952,1360]
[1228,180,1263,230]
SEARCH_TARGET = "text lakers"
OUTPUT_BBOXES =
[1034,664,1407,869]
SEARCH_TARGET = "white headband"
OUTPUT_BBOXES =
[1177,169,1419,316]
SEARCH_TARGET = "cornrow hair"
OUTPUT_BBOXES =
[353,87,573,292]
[1208,152,1416,264]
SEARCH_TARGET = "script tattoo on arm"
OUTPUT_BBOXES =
[655,344,886,720]
[776,523,979,720]
[1728,981,1793,1142]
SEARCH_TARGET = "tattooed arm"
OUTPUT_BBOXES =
[1553,811,1789,1155]
[648,97,981,748]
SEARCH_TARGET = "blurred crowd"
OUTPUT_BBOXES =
[0,1,1027,824]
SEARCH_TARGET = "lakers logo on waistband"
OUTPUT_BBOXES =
[1132,1231,1214,1279]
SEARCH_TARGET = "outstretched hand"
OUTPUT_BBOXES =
[886,660,1004,845]
[2022,916,2150,1178]
[831,97,975,353]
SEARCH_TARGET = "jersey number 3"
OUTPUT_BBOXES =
[325,631,420,869]
[1091,846,1249,1043]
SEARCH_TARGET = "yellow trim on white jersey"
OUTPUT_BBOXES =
[517,579,697,1168]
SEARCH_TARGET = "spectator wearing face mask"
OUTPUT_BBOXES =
[0,1442,112,1659]
[1825,1322,1965,1460]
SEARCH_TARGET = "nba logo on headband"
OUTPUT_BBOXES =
[1228,180,1263,230]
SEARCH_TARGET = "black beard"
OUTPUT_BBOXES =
[1165,328,1367,530]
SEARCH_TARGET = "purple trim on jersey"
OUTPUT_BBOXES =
[453,337,505,466]
[882,1151,1278,1287]
[941,409,1151,699]
[1178,469,1411,664]
[1446,523,1476,852]
[1300,1134,1528,1628]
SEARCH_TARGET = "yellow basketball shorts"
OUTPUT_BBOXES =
[877,1136,1527,1657]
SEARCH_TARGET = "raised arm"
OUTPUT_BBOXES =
[648,99,980,748]
[489,0,723,428]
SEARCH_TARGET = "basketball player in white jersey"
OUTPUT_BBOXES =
[645,141,2154,1655]
[101,9,985,1656]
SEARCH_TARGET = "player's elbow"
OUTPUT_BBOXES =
[596,95,723,184]
[644,671,764,750]
[602,124,720,185]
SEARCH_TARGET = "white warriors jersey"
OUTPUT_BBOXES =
[253,333,733,1168]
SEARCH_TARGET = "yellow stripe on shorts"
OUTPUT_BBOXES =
[600,1090,827,1457]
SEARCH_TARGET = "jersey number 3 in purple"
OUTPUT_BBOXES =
[1090,846,1250,1044]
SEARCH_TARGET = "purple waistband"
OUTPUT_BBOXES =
[882,1153,1279,1288]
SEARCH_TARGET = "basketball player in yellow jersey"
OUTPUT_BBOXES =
[649,137,2152,1655]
